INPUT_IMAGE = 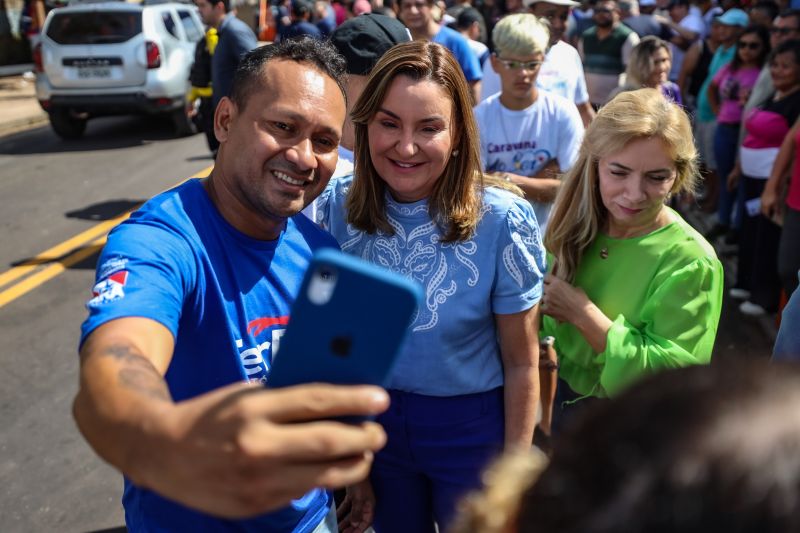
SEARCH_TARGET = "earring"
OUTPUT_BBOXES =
[452,150,459,157]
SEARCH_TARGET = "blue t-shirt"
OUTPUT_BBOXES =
[316,176,545,396]
[212,15,258,107]
[432,25,482,83]
[80,179,337,533]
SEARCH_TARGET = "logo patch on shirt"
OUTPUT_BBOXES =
[88,270,129,307]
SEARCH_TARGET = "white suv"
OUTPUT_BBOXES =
[35,0,204,139]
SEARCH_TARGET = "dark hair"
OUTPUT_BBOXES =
[731,24,771,71]
[770,38,800,66]
[752,1,780,24]
[229,38,347,112]
[517,360,800,533]
[778,8,800,27]
[210,0,231,12]
[456,7,484,30]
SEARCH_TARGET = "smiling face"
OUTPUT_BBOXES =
[597,136,677,238]
[214,59,345,236]
[367,75,455,203]
[770,50,800,93]
[647,46,671,87]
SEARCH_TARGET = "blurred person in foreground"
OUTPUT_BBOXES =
[316,40,546,532]
[452,359,800,533]
[540,88,723,433]
[74,39,389,532]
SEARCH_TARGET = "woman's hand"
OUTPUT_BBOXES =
[542,273,614,354]
[337,479,376,533]
[761,183,781,219]
[542,273,591,324]
[727,166,741,192]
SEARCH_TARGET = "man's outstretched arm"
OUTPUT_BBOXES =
[74,316,389,519]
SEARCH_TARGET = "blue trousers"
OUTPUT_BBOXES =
[714,123,744,229]
[371,388,505,533]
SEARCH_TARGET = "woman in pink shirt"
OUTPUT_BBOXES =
[707,25,770,241]
[732,40,800,316]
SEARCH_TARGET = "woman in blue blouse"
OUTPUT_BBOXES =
[315,40,545,533]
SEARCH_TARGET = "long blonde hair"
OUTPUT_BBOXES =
[544,89,698,282]
[346,40,484,242]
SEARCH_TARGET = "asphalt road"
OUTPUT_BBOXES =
[0,116,775,532]
[0,116,211,533]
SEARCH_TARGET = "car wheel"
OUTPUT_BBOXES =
[171,104,198,138]
[49,108,87,140]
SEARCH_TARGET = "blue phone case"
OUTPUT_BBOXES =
[268,248,423,389]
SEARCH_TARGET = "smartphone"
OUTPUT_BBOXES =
[267,248,423,390]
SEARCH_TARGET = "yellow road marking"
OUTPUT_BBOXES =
[0,166,212,309]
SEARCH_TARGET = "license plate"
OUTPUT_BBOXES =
[77,67,111,78]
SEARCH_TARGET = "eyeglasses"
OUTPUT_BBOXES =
[770,27,799,35]
[738,40,762,50]
[495,57,543,70]
[594,8,613,14]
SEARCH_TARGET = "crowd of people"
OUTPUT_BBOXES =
[74,0,800,531]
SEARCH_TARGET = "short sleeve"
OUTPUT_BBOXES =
[597,256,723,396]
[454,36,482,82]
[492,199,546,314]
[79,222,196,347]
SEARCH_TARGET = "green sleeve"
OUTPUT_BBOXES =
[598,256,723,396]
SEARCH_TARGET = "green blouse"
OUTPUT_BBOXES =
[542,210,724,398]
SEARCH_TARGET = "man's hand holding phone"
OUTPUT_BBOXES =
[103,380,389,520]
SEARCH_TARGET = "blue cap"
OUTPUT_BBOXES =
[716,8,749,28]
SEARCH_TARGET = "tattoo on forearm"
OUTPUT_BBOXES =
[102,344,172,402]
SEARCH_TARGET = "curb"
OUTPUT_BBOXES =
[0,112,49,139]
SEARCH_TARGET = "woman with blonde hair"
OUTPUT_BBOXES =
[612,36,682,104]
[315,40,546,532]
[540,88,723,429]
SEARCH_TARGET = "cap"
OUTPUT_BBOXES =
[639,0,656,6]
[352,0,372,15]
[523,0,580,8]
[715,8,749,27]
[329,14,412,75]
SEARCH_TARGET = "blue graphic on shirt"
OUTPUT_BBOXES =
[486,148,552,175]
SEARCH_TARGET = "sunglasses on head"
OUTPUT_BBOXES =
[738,40,762,50]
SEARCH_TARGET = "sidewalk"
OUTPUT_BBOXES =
[0,71,49,138]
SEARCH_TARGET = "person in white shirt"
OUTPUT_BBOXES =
[480,0,595,126]
[474,13,584,231]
